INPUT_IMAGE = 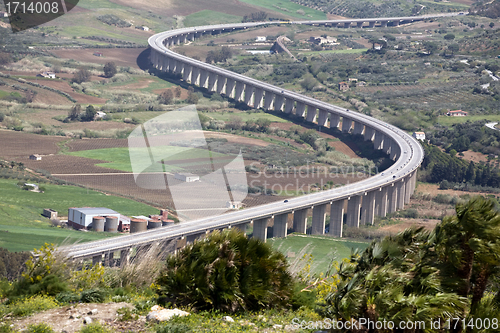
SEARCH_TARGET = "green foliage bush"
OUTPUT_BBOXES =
[1,295,59,317]
[26,323,54,333]
[156,322,191,333]
[56,291,80,303]
[77,323,112,333]
[80,288,106,303]
[156,229,293,313]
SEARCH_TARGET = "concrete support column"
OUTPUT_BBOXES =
[191,66,200,85]
[293,209,308,234]
[162,57,169,72]
[390,141,400,160]
[397,181,405,210]
[187,231,207,244]
[207,72,217,92]
[364,126,375,141]
[312,204,327,235]
[253,218,269,242]
[375,187,388,217]
[318,109,328,127]
[199,69,209,88]
[274,95,284,111]
[344,22,351,28]
[342,117,352,133]
[169,59,177,74]
[151,50,158,68]
[410,171,417,195]
[393,20,400,26]
[404,177,412,204]
[182,64,192,82]
[225,78,236,98]
[284,98,294,114]
[233,223,248,234]
[361,191,376,225]
[330,114,340,129]
[216,75,226,94]
[306,105,317,123]
[274,213,289,238]
[368,21,375,28]
[330,199,345,237]
[353,121,364,135]
[346,195,361,227]
[104,252,114,266]
[373,131,384,150]
[295,102,306,118]
[253,88,264,109]
[174,61,183,75]
[234,81,245,101]
[92,255,102,265]
[244,85,254,106]
[380,21,388,27]
[264,91,275,110]
[382,137,392,155]
[356,22,363,28]
[387,185,397,214]
[120,249,130,266]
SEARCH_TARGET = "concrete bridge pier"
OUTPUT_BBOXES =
[380,21,388,27]
[387,184,397,214]
[104,252,114,266]
[234,81,245,101]
[273,213,289,238]
[306,105,317,123]
[344,22,352,28]
[356,22,363,28]
[253,88,264,109]
[182,64,192,82]
[207,72,217,92]
[216,75,227,94]
[368,21,375,28]
[293,209,308,234]
[120,248,131,266]
[373,131,384,150]
[244,85,254,106]
[390,141,401,160]
[392,20,400,26]
[342,117,352,133]
[318,109,328,127]
[232,222,249,234]
[199,69,209,88]
[187,231,207,244]
[330,199,345,237]
[375,186,388,217]
[382,137,392,156]
[353,121,364,135]
[253,218,269,242]
[405,176,412,204]
[225,78,236,98]
[361,191,375,225]
[264,91,275,110]
[284,98,294,114]
[330,114,340,129]
[295,102,306,118]
[274,95,284,111]
[346,195,361,227]
[175,60,184,75]
[364,126,375,141]
[191,66,200,85]
[92,254,103,265]
[162,57,170,72]
[312,204,327,235]
[397,181,405,210]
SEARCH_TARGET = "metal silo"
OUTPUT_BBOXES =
[162,219,175,227]
[105,216,119,233]
[130,219,148,233]
[92,216,105,232]
[148,218,162,229]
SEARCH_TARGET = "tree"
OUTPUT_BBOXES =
[158,90,174,105]
[448,43,459,56]
[155,229,293,313]
[68,104,82,121]
[174,86,181,98]
[490,22,495,28]
[444,33,456,40]
[423,41,439,54]
[84,105,96,121]
[103,62,117,78]
[0,52,12,66]
[72,68,91,84]
[186,91,199,104]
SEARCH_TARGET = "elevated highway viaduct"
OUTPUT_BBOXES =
[60,13,463,263]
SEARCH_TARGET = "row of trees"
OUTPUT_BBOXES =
[71,62,117,84]
[67,104,97,122]
[205,46,233,64]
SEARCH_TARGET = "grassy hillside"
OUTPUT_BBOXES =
[0,178,158,252]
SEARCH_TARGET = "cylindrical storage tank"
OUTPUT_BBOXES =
[148,218,162,229]
[92,216,105,232]
[162,219,175,227]
[130,219,148,233]
[105,216,119,233]
[160,209,169,220]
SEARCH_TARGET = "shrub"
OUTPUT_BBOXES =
[77,323,113,333]
[156,229,293,313]
[156,322,191,333]
[80,288,106,303]
[27,323,55,333]
[6,295,59,317]
[56,291,80,303]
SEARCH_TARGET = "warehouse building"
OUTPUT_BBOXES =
[68,207,121,230]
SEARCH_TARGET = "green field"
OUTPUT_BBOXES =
[207,111,291,123]
[299,48,369,56]
[268,234,368,275]
[67,146,229,172]
[0,90,9,99]
[437,115,500,126]
[238,0,326,20]
[0,178,158,252]
[184,10,242,28]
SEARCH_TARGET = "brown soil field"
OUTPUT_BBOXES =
[0,130,65,160]
[24,155,124,175]
[377,218,440,234]
[52,48,148,69]
[204,132,270,147]
[66,138,129,152]
[416,182,497,199]
[460,150,488,163]
[152,86,190,99]
[63,121,135,132]
[25,78,107,104]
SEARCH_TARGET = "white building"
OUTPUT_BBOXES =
[68,207,120,230]
[255,36,266,42]
[412,132,426,141]
[29,154,42,161]
[174,173,200,182]
[141,26,150,31]
[96,111,107,119]
[226,201,243,209]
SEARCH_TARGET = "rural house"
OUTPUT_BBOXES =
[37,71,56,79]
[29,154,42,161]
[339,82,349,92]
[412,132,426,141]
[447,110,468,117]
